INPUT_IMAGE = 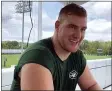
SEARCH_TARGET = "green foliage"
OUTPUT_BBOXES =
[80,40,111,55]
[2,41,33,49]
[2,41,20,49]
[80,40,89,51]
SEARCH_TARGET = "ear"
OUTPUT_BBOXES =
[55,20,60,29]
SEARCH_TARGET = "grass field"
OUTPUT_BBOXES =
[2,54,21,68]
[2,54,111,68]
[84,54,111,60]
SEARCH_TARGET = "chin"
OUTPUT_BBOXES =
[67,47,79,53]
[66,41,80,53]
[70,49,78,53]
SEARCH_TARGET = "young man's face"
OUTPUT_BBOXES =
[56,15,87,52]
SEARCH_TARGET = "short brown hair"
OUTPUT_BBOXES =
[58,3,87,20]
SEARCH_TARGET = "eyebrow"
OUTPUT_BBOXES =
[69,24,87,29]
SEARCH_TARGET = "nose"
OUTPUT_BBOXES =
[72,28,81,40]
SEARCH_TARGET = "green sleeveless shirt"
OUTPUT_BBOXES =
[10,37,86,91]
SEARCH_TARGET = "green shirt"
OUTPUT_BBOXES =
[11,37,86,91]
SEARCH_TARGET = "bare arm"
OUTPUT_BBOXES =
[19,63,54,90]
[78,65,103,90]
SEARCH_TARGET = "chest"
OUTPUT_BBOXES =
[53,58,80,90]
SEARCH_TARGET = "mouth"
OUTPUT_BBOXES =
[69,40,79,44]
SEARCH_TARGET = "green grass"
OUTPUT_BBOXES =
[1,54,111,68]
[85,54,111,60]
[2,54,21,68]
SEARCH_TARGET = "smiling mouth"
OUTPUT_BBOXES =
[70,40,79,43]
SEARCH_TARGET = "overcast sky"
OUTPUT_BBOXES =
[2,1,111,42]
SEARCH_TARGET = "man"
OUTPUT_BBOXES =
[11,3,103,90]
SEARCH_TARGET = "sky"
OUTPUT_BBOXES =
[1,1,111,43]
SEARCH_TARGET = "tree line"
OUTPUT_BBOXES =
[1,40,112,55]
[80,40,111,55]
[1,41,32,49]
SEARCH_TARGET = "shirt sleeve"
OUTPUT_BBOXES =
[14,48,55,81]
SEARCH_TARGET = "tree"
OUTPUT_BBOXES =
[80,40,89,54]
[108,46,112,55]
[2,41,20,49]
[11,41,19,47]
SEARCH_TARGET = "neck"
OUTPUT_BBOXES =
[51,35,71,61]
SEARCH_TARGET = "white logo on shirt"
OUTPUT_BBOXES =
[69,70,78,79]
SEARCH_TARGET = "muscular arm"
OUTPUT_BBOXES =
[19,63,54,90]
[78,65,103,90]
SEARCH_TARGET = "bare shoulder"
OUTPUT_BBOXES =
[78,65,97,90]
[19,63,54,90]
[78,65,102,90]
